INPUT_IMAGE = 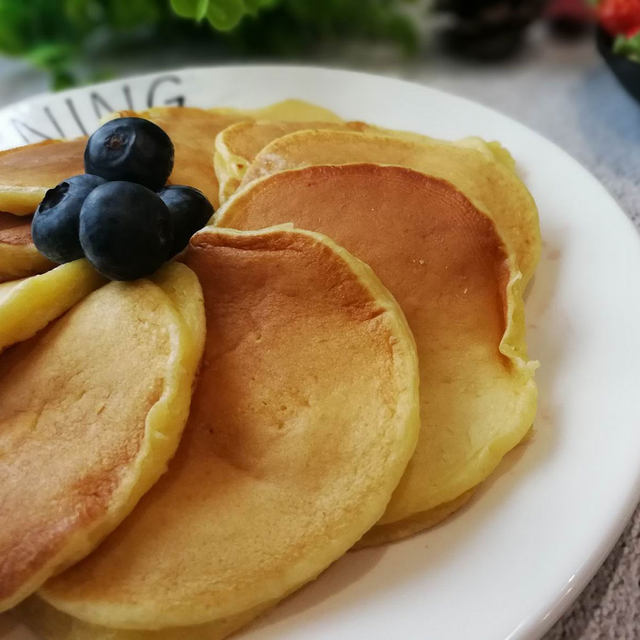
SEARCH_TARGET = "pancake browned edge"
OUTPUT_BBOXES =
[0,139,86,216]
[0,264,204,611]
[0,212,52,281]
[355,490,475,547]
[33,226,420,640]
[215,164,538,545]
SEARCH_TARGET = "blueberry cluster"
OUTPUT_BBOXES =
[32,117,213,281]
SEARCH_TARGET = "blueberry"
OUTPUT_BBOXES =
[79,181,173,281]
[158,186,214,256]
[32,174,106,264]
[84,117,174,191]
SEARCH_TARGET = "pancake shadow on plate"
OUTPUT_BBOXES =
[524,234,566,452]
[242,545,389,638]
[240,237,566,640]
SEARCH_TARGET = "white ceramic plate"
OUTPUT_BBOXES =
[1,66,639,640]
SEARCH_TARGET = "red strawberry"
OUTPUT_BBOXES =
[598,0,640,37]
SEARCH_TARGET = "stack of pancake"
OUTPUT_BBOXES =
[0,100,539,639]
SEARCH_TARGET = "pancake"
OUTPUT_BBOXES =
[0,263,204,612]
[150,261,206,358]
[38,226,420,636]
[355,491,475,548]
[0,212,52,281]
[107,107,242,207]
[0,259,104,354]
[455,137,518,171]
[240,129,540,284]
[215,121,366,204]
[0,139,86,215]
[15,596,273,640]
[215,164,538,539]
[211,98,343,123]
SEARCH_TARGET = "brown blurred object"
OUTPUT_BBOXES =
[435,0,548,59]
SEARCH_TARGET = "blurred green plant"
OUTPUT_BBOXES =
[170,0,280,30]
[613,32,640,62]
[0,0,420,89]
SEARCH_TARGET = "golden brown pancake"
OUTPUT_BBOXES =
[39,226,420,636]
[0,264,204,612]
[0,260,104,353]
[215,120,367,203]
[240,129,540,284]
[0,212,52,281]
[215,164,537,540]
[0,139,86,215]
[109,107,242,207]
[210,98,343,123]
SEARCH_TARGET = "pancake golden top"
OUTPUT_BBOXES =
[214,120,367,204]
[0,139,85,216]
[216,164,537,526]
[0,266,204,612]
[41,226,420,630]
[240,129,540,284]
[0,260,103,354]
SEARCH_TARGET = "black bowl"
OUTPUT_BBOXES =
[597,27,640,104]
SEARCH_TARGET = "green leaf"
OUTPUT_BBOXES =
[206,0,245,30]
[243,0,280,13]
[25,42,75,68]
[171,0,214,21]
[0,1,28,54]
[195,0,210,20]
[171,0,200,18]
[613,33,640,63]
[63,0,95,27]
[52,68,76,91]
[107,0,160,28]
